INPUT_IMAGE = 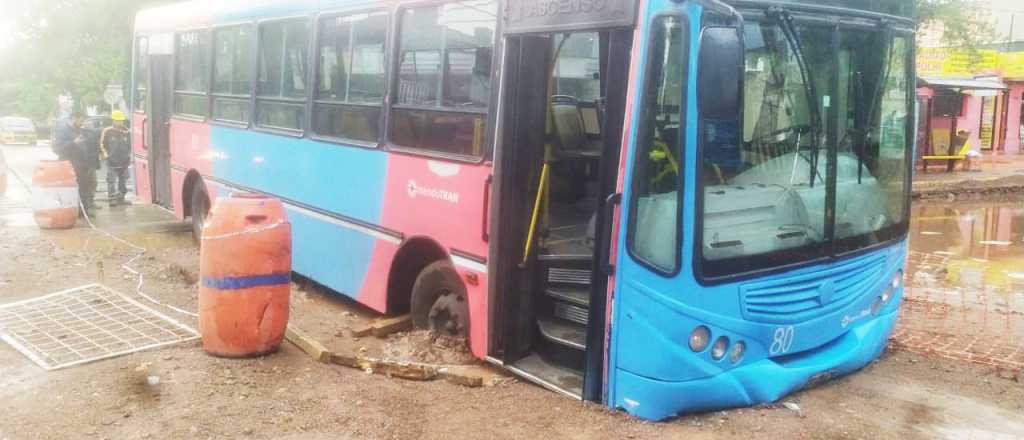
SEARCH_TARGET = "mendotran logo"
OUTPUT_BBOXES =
[407,180,460,204]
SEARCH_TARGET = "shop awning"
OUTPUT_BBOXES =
[918,77,1008,91]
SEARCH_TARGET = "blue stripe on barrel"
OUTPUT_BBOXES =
[202,272,291,290]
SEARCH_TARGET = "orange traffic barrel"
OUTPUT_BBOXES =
[31,160,79,229]
[199,193,291,358]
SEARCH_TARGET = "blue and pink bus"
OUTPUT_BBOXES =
[132,0,915,420]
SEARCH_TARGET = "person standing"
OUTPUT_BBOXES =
[55,112,101,216]
[53,112,85,163]
[100,111,132,206]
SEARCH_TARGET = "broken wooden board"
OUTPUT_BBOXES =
[350,314,413,338]
[288,322,504,388]
[328,353,507,387]
[331,353,438,382]
[285,326,332,363]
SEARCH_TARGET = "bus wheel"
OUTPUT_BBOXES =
[410,261,469,339]
[190,184,210,244]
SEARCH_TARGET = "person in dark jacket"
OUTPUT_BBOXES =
[53,113,85,162]
[55,112,101,216]
[100,111,132,206]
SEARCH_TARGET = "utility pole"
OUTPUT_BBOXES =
[1008,13,1016,53]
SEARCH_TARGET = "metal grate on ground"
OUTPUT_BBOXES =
[891,251,1024,373]
[0,284,199,371]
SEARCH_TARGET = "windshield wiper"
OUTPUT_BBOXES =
[859,22,895,184]
[767,6,824,188]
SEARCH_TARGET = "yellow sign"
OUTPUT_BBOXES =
[1000,52,1024,79]
[917,47,1024,79]
[916,48,1000,77]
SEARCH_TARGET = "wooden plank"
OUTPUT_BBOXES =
[329,353,496,387]
[285,326,332,363]
[329,353,438,381]
[371,315,412,338]
[350,314,412,339]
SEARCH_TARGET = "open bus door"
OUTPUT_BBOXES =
[490,0,635,402]
[147,52,174,209]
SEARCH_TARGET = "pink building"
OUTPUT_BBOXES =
[917,76,1024,160]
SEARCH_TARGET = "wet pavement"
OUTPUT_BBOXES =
[2,144,1024,438]
[898,198,1024,372]
[914,152,1024,198]
[0,144,193,249]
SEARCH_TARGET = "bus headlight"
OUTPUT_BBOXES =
[711,336,729,360]
[871,296,884,315]
[873,271,903,315]
[884,271,902,302]
[729,341,746,364]
[689,326,710,352]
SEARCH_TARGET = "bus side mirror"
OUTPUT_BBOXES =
[698,27,742,120]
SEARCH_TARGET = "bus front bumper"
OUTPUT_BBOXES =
[614,309,898,421]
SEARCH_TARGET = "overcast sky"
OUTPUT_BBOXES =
[987,0,1024,42]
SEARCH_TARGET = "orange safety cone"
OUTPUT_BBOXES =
[31,160,79,229]
[199,193,291,358]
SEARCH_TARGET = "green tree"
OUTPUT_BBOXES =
[0,0,170,122]
[916,0,996,51]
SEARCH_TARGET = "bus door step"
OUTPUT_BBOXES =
[535,254,593,371]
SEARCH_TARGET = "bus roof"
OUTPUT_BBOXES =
[135,0,377,33]
[136,0,912,34]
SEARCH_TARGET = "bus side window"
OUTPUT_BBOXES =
[256,19,311,132]
[313,11,388,143]
[627,16,687,274]
[135,37,149,113]
[212,25,254,124]
[390,1,497,157]
[174,30,210,118]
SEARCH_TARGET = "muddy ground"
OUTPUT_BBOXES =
[2,145,1024,439]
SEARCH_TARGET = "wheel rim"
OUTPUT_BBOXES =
[427,290,469,338]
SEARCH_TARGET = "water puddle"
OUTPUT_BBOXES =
[899,199,1024,372]
[909,200,1024,292]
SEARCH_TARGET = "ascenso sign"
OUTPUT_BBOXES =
[504,0,635,33]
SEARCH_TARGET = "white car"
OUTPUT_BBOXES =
[0,116,38,145]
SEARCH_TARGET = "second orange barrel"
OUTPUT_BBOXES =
[31,160,79,229]
[199,193,291,358]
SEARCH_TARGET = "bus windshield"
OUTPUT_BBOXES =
[700,17,912,278]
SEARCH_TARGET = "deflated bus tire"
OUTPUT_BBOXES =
[199,193,292,358]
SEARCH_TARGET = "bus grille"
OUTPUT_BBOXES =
[739,253,886,324]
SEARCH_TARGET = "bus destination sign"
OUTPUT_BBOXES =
[504,0,636,33]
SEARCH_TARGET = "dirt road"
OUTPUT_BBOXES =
[1,144,1023,439]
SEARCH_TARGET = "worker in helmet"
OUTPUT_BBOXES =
[100,111,132,206]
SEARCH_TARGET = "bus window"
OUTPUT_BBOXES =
[174,30,210,118]
[212,25,254,124]
[627,16,686,274]
[391,0,497,156]
[135,37,149,113]
[313,11,388,143]
[553,32,600,103]
[257,19,311,132]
